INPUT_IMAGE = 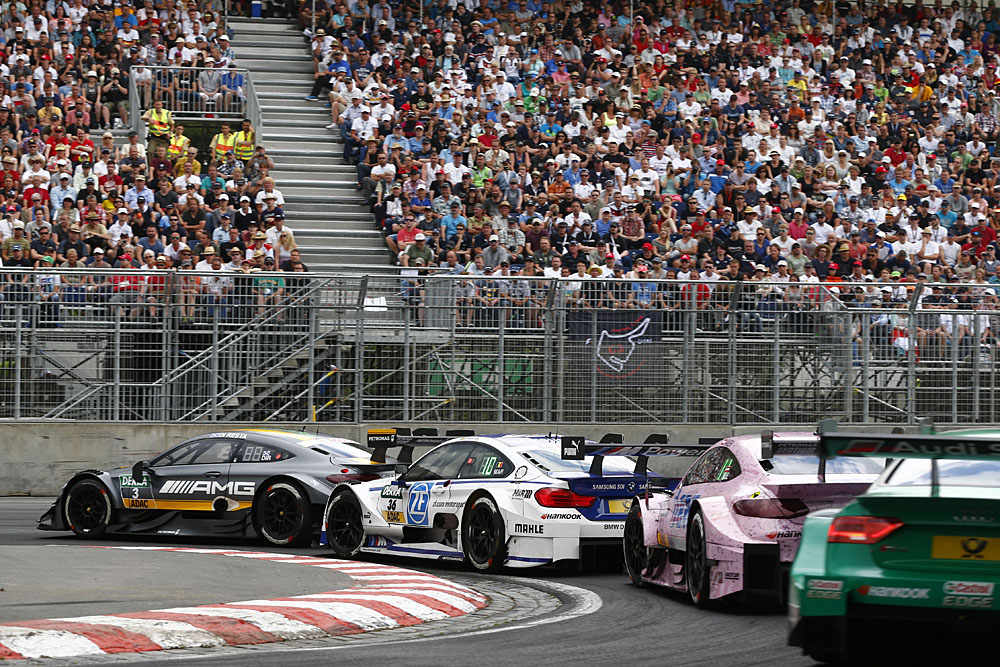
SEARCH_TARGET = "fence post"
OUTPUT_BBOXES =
[211,307,220,421]
[772,309,780,423]
[354,277,367,424]
[861,313,869,424]
[113,310,121,423]
[542,288,553,424]
[497,305,506,423]
[951,313,959,423]
[589,308,597,422]
[972,312,981,421]
[402,305,410,422]
[14,305,21,419]
[307,287,317,422]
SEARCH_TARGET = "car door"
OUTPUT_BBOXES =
[146,438,239,513]
[225,442,297,512]
[379,442,476,527]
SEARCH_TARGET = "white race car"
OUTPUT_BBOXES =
[320,429,671,571]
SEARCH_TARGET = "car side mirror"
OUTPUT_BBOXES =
[132,460,147,481]
[394,463,409,475]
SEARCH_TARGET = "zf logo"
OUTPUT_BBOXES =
[407,482,431,525]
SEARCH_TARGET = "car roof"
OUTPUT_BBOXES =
[186,429,368,457]
[445,434,575,454]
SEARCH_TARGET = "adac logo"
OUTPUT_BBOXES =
[961,538,989,559]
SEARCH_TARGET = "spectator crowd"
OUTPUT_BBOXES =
[299,0,1000,354]
[0,2,310,325]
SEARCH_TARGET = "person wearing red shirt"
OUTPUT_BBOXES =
[69,127,96,165]
[884,138,908,165]
[0,155,20,186]
[45,125,71,158]
[21,176,50,206]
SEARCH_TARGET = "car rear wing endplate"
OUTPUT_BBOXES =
[560,433,711,477]
[367,428,474,464]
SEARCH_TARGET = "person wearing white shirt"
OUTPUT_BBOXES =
[939,234,962,266]
[812,219,835,245]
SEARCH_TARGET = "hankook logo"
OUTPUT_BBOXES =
[954,510,995,523]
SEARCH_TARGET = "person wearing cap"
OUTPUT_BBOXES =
[401,231,433,268]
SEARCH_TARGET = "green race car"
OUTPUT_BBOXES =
[788,427,1000,664]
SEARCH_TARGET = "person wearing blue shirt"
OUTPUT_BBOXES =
[564,161,582,187]
[440,208,467,238]
[744,154,762,174]
[887,175,910,195]
[936,201,957,228]
[932,172,955,194]
[539,112,563,138]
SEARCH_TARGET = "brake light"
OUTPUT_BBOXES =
[733,498,809,519]
[326,472,381,483]
[827,516,903,544]
[535,487,596,508]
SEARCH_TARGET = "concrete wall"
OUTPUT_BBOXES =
[0,421,929,496]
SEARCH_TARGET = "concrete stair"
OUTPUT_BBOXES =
[230,17,392,277]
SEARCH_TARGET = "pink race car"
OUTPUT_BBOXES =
[623,432,882,607]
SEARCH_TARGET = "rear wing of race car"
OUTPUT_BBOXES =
[560,433,711,476]
[367,428,475,465]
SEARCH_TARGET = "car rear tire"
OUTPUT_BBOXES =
[325,491,365,558]
[623,503,649,587]
[462,493,506,572]
[63,479,113,539]
[685,509,712,608]
[254,481,312,547]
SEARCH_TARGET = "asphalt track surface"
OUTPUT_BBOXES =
[1,498,816,666]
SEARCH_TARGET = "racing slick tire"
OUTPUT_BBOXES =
[623,503,649,587]
[324,490,366,558]
[462,493,507,573]
[254,480,312,547]
[63,479,113,539]
[685,508,712,608]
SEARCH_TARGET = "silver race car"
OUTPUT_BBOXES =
[39,428,397,546]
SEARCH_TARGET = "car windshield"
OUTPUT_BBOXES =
[885,460,1000,487]
[522,448,636,474]
[761,455,884,476]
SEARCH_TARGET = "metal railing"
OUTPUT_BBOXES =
[3,269,1000,426]
[129,65,263,143]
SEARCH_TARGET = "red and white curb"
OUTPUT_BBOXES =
[0,547,487,660]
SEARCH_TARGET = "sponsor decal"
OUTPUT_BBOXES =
[807,579,844,600]
[656,532,669,547]
[589,481,646,491]
[943,581,994,596]
[724,572,740,580]
[383,510,405,523]
[406,481,431,525]
[603,523,621,530]
[381,485,403,499]
[669,492,701,528]
[541,512,580,520]
[156,529,180,535]
[767,530,802,539]
[431,500,464,509]
[366,535,389,548]
[953,510,995,523]
[561,436,585,461]
[207,432,247,439]
[943,596,994,608]
[514,466,528,479]
[856,585,930,599]
[160,480,255,496]
[119,474,150,488]
[123,498,152,509]
[512,523,544,535]
[512,488,534,499]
